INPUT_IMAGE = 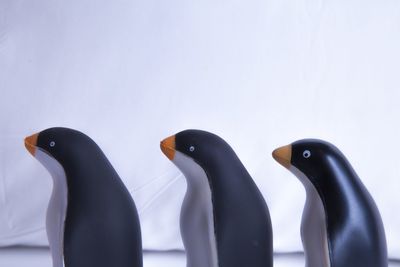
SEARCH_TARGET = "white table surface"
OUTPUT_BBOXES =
[0,247,399,267]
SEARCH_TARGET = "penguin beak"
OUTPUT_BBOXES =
[24,133,39,157]
[272,145,292,169]
[160,135,176,160]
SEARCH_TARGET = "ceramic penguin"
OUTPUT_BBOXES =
[24,127,143,267]
[272,139,388,267]
[160,129,273,267]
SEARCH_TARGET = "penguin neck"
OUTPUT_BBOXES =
[61,149,120,200]
[202,150,253,201]
[314,155,368,218]
[35,149,68,267]
[172,152,219,267]
[190,147,248,191]
[325,154,364,195]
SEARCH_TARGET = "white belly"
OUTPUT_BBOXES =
[290,166,331,267]
[35,149,68,267]
[173,152,218,267]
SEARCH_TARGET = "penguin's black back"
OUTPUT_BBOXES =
[64,149,142,267]
[292,140,387,267]
[210,153,273,267]
[176,130,273,267]
[319,156,386,267]
[37,128,143,267]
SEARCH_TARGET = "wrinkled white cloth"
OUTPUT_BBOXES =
[0,0,399,259]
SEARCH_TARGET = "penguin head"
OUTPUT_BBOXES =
[24,127,97,166]
[272,139,345,182]
[160,129,234,169]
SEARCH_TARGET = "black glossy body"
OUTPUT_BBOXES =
[291,139,387,267]
[175,130,273,267]
[36,127,143,267]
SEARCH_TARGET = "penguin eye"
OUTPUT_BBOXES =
[303,150,311,158]
[189,146,195,152]
[49,141,56,147]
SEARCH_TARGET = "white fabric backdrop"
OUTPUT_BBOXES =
[1,0,399,259]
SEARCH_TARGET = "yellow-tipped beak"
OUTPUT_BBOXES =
[160,135,176,160]
[24,133,39,157]
[272,145,292,169]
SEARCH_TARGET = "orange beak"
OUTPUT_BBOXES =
[24,133,39,157]
[272,144,292,169]
[160,135,176,160]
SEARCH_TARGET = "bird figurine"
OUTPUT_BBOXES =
[160,129,273,267]
[24,127,143,267]
[273,139,388,267]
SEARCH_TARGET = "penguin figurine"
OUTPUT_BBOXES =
[24,127,143,267]
[272,139,388,267]
[160,129,273,267]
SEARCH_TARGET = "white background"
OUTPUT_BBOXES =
[1,0,399,262]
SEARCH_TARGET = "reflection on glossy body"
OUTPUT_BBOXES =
[273,139,388,267]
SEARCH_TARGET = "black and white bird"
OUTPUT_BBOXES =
[25,127,143,267]
[160,129,273,267]
[273,139,388,267]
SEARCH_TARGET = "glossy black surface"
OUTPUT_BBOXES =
[175,130,273,267]
[291,139,388,267]
[37,127,143,267]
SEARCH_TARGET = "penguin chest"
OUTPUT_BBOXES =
[35,150,68,267]
[291,167,331,267]
[173,152,219,267]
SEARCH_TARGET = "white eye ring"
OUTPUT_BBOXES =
[189,146,195,152]
[50,141,56,147]
[303,150,311,158]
